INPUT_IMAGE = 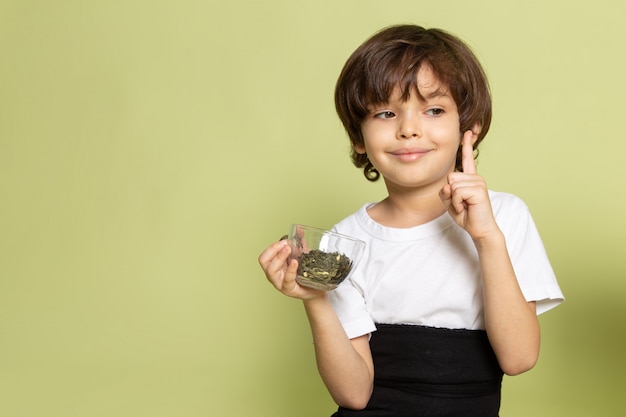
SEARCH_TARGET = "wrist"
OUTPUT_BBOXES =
[303,292,330,308]
[473,228,505,251]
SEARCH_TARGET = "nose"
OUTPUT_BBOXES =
[397,115,421,139]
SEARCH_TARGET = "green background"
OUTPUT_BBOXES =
[1,0,624,416]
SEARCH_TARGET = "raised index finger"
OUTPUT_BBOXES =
[461,131,477,174]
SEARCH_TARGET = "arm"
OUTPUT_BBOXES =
[258,240,374,408]
[474,232,540,375]
[304,296,374,409]
[440,131,540,375]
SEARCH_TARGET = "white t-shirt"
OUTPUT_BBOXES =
[328,191,564,339]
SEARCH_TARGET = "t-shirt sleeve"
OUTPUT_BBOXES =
[495,195,564,314]
[327,277,377,339]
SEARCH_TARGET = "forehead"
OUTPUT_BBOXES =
[382,65,451,104]
[414,65,450,98]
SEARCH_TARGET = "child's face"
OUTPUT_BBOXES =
[358,66,463,192]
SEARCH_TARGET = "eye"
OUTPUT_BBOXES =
[374,111,396,119]
[425,108,445,117]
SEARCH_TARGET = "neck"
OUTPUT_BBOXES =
[368,181,448,228]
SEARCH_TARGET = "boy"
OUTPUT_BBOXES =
[259,25,563,416]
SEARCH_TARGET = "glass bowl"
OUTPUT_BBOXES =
[286,224,365,291]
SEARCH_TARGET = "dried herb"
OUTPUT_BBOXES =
[297,249,353,285]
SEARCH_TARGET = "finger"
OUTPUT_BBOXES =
[451,188,469,214]
[258,239,287,265]
[258,241,292,278]
[281,258,300,292]
[439,183,452,205]
[461,130,477,175]
[265,246,295,290]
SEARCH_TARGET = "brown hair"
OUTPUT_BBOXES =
[334,25,492,181]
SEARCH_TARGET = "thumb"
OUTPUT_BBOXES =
[439,183,452,206]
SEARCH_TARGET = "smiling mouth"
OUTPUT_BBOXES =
[390,148,430,161]
[391,148,429,155]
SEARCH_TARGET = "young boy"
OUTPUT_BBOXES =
[258,24,563,417]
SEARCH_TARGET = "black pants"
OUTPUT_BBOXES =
[331,324,503,417]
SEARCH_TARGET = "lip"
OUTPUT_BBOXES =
[389,147,430,162]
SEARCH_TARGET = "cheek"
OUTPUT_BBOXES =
[357,123,375,155]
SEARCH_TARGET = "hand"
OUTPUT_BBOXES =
[258,239,325,300]
[439,130,499,240]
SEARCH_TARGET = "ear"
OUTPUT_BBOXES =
[354,143,366,154]
[467,123,481,146]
